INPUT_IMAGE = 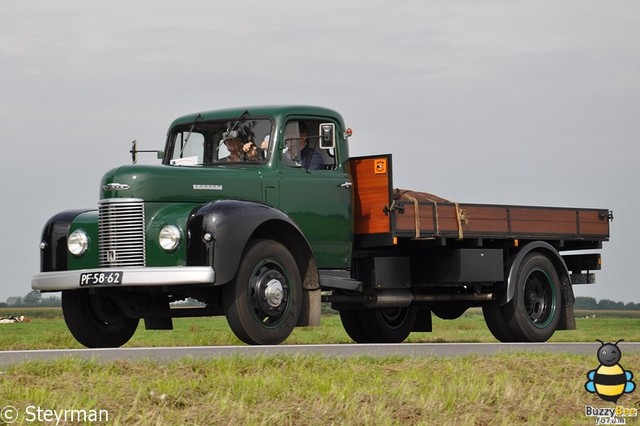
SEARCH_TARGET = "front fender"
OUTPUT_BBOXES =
[187,200,310,285]
[40,209,95,272]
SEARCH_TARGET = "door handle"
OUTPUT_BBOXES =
[340,181,353,188]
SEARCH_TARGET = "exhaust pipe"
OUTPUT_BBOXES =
[325,291,494,308]
[367,290,412,308]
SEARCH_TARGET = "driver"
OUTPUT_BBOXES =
[283,122,324,169]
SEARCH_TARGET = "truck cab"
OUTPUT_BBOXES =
[34,106,355,346]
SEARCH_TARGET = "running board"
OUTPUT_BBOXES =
[319,274,362,292]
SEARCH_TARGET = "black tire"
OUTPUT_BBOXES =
[340,307,417,343]
[504,252,561,342]
[482,304,518,342]
[339,310,373,343]
[224,239,302,345]
[61,290,139,348]
[431,303,468,320]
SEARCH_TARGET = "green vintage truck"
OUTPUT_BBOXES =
[32,105,611,347]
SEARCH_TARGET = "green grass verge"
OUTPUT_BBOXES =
[1,353,638,425]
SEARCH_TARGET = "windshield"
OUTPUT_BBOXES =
[166,118,272,166]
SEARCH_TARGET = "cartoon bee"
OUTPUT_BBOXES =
[585,339,636,403]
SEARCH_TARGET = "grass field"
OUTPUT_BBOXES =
[1,308,639,425]
[1,307,639,350]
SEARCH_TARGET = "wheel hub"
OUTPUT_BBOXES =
[251,266,289,320]
[264,279,284,307]
[524,271,552,325]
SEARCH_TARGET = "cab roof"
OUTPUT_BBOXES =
[169,105,345,128]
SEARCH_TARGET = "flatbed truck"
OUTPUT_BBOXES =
[32,105,611,347]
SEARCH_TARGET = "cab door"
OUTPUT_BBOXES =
[275,119,352,269]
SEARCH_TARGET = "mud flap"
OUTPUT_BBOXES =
[412,309,432,332]
[297,287,321,327]
[557,279,576,330]
[144,317,174,330]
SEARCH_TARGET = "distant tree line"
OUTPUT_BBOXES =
[574,296,639,311]
[0,290,60,308]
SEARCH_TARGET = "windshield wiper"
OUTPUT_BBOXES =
[222,110,249,139]
[179,113,203,157]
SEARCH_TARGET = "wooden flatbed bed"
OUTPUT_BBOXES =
[350,155,611,249]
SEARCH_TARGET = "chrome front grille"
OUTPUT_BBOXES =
[99,198,146,267]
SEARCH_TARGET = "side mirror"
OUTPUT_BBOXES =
[130,140,164,164]
[131,140,138,164]
[319,123,335,149]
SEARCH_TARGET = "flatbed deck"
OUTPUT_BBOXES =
[350,155,610,248]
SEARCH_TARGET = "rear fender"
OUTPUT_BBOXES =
[504,241,571,305]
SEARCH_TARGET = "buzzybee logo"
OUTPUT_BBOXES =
[585,339,636,403]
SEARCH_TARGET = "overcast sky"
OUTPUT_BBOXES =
[1,1,638,303]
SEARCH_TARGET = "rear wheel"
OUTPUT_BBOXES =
[62,290,139,348]
[224,239,301,345]
[339,310,372,343]
[483,304,518,342]
[505,253,561,342]
[339,307,417,343]
[431,303,468,320]
[484,252,561,342]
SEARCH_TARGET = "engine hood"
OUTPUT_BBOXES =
[100,164,263,203]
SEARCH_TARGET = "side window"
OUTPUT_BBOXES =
[281,120,336,170]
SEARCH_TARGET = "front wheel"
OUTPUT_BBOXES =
[61,290,139,348]
[224,239,302,345]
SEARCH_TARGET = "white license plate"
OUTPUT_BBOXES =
[79,271,123,286]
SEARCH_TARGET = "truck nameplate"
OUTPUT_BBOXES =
[193,184,223,191]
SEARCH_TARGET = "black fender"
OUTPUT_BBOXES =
[503,241,571,305]
[187,199,316,287]
[40,209,95,272]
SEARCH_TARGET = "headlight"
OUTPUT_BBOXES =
[159,225,181,252]
[68,229,89,256]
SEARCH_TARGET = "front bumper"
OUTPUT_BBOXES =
[32,266,215,291]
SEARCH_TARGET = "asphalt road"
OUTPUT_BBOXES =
[2,342,640,365]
